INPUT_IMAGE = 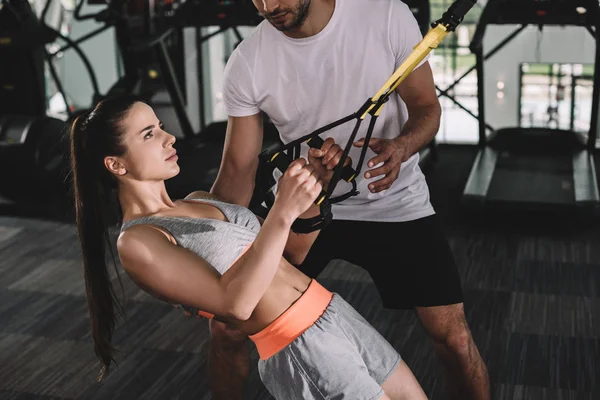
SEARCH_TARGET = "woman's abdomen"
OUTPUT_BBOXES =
[237,259,311,334]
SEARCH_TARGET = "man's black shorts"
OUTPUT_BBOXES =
[298,213,464,310]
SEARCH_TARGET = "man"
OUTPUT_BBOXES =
[209,0,490,399]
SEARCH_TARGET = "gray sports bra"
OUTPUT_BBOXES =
[120,196,262,320]
[120,197,261,276]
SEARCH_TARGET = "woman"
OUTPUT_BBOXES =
[70,95,427,400]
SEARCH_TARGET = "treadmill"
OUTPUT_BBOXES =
[462,0,600,214]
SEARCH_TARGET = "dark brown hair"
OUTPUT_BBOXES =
[69,96,140,380]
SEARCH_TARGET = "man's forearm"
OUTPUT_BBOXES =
[395,103,441,159]
[211,170,256,208]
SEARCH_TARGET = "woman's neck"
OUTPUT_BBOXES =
[118,181,176,221]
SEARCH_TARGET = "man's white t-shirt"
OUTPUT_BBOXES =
[223,0,436,222]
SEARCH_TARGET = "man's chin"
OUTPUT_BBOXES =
[274,24,291,32]
[268,20,290,31]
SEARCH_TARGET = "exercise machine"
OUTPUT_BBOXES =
[0,0,111,215]
[121,0,264,140]
[0,0,68,209]
[462,0,600,215]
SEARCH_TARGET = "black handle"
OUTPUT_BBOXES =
[305,136,357,182]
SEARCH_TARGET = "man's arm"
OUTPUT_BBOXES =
[211,113,264,207]
[394,61,441,157]
[354,61,441,192]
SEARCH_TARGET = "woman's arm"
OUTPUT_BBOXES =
[255,204,322,266]
[283,204,323,265]
[118,159,322,321]
[187,141,347,267]
[182,190,318,266]
[281,140,351,265]
[117,209,290,321]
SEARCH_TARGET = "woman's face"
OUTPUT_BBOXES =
[109,102,180,182]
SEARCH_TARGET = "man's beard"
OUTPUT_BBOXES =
[269,0,311,32]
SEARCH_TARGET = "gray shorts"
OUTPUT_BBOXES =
[257,294,402,400]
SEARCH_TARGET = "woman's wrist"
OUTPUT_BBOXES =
[268,203,297,228]
[298,203,321,219]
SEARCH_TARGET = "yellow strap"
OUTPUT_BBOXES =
[361,23,450,119]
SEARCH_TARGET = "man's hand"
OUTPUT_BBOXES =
[351,62,440,194]
[353,136,411,193]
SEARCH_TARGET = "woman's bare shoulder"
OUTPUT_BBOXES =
[117,224,176,263]
[184,190,225,201]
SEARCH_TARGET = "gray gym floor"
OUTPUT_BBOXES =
[0,145,598,400]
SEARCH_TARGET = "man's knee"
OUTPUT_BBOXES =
[418,304,474,357]
[442,325,473,357]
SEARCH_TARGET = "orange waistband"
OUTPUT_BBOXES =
[249,279,333,360]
